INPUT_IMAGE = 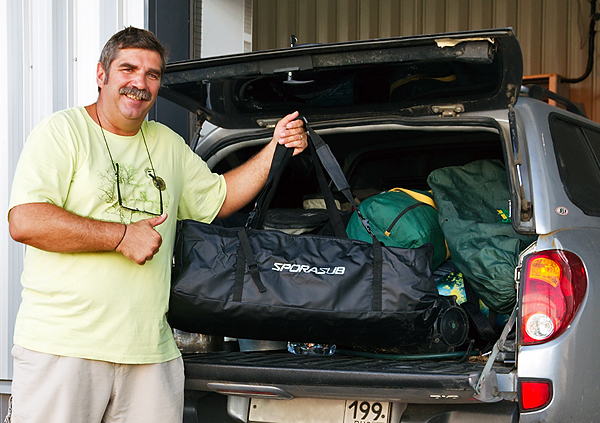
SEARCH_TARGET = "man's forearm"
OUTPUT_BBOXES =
[9,202,166,265]
[9,202,125,253]
[217,140,277,219]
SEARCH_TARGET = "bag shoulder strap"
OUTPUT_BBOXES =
[390,188,438,210]
[307,132,347,238]
[303,119,379,242]
[304,121,354,206]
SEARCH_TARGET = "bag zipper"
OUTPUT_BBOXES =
[384,202,430,236]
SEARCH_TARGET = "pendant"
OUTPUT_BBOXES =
[153,175,167,191]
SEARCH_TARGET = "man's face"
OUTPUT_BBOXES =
[96,48,162,135]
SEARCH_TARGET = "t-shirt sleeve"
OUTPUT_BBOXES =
[9,114,77,215]
[176,142,227,223]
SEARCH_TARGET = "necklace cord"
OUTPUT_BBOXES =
[94,106,164,215]
[95,107,157,178]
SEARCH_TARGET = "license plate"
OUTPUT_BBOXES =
[249,398,391,423]
[344,400,390,423]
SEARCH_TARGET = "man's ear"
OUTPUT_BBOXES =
[96,62,107,88]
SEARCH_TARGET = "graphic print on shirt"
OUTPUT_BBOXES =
[98,163,170,223]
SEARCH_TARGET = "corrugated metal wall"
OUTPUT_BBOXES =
[253,0,599,122]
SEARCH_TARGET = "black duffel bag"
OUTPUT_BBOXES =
[169,121,443,347]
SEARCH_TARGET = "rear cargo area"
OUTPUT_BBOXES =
[180,120,521,422]
[210,123,506,209]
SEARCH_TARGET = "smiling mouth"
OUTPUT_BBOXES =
[120,86,152,101]
[125,93,143,101]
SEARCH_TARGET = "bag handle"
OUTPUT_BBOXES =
[247,118,348,238]
[248,118,379,244]
[247,143,293,229]
[237,117,383,311]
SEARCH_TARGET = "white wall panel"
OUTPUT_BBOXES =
[0,0,25,394]
[1,0,147,390]
[202,0,248,57]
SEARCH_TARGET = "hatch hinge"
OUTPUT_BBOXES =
[189,111,207,151]
[431,104,465,117]
[508,105,533,222]
[195,110,207,127]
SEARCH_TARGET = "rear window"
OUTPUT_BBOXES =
[550,114,600,216]
[167,59,501,117]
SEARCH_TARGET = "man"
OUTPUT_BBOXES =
[7,27,306,423]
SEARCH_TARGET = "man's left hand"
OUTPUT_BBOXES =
[273,111,307,156]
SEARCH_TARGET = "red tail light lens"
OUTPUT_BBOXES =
[520,250,586,345]
[519,379,553,412]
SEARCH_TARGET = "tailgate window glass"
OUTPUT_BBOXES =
[550,115,600,216]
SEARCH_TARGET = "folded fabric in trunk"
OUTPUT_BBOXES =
[427,159,536,314]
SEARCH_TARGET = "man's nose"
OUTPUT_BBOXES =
[129,71,148,88]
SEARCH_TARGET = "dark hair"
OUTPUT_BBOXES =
[99,26,168,82]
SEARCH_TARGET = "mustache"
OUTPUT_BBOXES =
[119,86,152,101]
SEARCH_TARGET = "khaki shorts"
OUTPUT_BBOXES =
[9,345,184,423]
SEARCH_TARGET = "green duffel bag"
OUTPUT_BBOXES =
[346,188,449,270]
[427,159,536,315]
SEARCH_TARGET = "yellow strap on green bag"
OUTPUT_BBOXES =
[389,188,438,210]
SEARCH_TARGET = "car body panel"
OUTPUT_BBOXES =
[515,97,600,234]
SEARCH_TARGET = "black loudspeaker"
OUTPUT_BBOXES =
[432,300,469,348]
[403,296,470,354]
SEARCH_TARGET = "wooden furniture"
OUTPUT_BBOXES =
[522,73,570,106]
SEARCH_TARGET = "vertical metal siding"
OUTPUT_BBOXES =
[253,0,599,121]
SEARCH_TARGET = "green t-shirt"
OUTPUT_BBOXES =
[9,107,226,364]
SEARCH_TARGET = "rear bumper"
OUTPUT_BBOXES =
[183,351,512,403]
[182,392,519,423]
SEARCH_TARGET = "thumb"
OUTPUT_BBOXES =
[283,111,300,126]
[276,111,299,130]
[148,213,168,227]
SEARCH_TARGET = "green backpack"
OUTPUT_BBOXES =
[346,188,449,270]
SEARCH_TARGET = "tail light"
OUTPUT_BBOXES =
[520,250,587,345]
[519,379,553,412]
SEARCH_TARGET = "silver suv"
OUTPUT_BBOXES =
[160,28,600,422]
